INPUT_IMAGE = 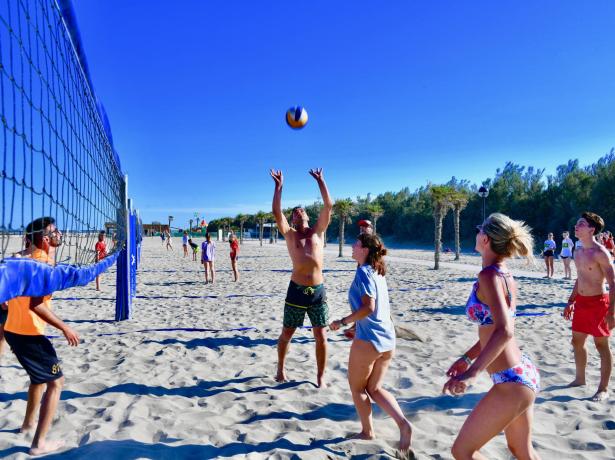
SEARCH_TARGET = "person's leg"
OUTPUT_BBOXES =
[276,326,296,382]
[570,331,588,386]
[544,257,549,277]
[451,384,535,460]
[563,259,569,278]
[0,324,5,357]
[312,327,328,388]
[210,261,215,283]
[21,383,45,431]
[366,350,412,452]
[548,257,554,277]
[203,262,209,283]
[347,339,378,439]
[593,336,612,400]
[504,403,540,460]
[231,259,238,281]
[95,275,100,291]
[29,377,66,455]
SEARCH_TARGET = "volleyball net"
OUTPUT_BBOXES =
[0,0,139,319]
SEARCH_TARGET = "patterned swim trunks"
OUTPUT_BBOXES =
[283,281,329,328]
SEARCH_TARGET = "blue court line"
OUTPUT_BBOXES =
[47,326,257,339]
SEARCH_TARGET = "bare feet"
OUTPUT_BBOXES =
[399,420,413,452]
[317,376,327,389]
[275,370,288,383]
[592,390,610,402]
[29,439,65,456]
[568,379,586,387]
[347,431,374,441]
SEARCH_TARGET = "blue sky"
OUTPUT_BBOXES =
[73,1,615,228]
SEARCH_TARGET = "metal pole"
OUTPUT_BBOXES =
[482,197,485,222]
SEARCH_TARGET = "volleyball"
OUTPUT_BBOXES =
[285,106,308,129]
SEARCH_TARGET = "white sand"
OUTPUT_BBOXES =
[0,237,614,459]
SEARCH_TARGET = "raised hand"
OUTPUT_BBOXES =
[309,168,324,182]
[270,169,283,188]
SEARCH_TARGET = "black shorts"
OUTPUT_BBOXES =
[4,331,63,384]
[283,281,329,328]
[560,255,570,259]
[0,307,7,325]
[543,250,554,257]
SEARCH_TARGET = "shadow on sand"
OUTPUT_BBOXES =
[0,376,314,403]
[2,436,348,459]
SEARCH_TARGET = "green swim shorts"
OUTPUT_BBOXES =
[283,281,329,328]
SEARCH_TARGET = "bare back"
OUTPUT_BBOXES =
[574,244,612,296]
[284,227,325,285]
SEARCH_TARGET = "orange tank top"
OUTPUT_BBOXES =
[5,248,54,335]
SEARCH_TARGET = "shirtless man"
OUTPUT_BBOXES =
[564,212,615,401]
[270,168,333,388]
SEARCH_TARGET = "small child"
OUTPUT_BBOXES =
[95,231,107,291]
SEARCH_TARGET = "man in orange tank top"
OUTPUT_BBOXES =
[4,217,80,455]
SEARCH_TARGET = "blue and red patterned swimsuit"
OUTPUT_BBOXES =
[465,265,540,393]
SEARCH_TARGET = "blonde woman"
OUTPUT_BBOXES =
[443,213,540,460]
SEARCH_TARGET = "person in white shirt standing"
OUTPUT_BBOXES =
[560,231,574,279]
[543,233,556,278]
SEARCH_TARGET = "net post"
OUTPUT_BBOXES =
[115,175,131,321]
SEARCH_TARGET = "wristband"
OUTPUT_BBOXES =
[461,354,472,365]
[340,317,347,326]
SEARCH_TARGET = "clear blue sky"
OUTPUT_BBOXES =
[73,1,615,228]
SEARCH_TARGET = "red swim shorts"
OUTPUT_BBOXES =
[572,294,611,337]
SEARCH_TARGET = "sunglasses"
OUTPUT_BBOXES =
[475,225,483,234]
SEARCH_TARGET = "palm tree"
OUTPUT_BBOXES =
[255,211,267,246]
[266,212,275,243]
[451,191,470,261]
[333,198,355,257]
[236,214,248,244]
[366,202,384,234]
[430,185,455,270]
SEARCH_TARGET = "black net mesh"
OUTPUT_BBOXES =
[0,0,126,265]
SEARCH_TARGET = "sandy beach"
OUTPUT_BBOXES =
[1,237,614,459]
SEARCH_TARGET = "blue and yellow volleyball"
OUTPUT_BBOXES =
[285,106,308,129]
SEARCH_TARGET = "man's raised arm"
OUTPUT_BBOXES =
[270,169,291,235]
[309,168,333,235]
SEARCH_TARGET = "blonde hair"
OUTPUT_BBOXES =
[481,213,535,263]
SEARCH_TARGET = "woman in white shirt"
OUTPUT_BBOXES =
[560,231,574,279]
[543,233,556,278]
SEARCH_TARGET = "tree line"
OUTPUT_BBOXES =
[207,150,615,265]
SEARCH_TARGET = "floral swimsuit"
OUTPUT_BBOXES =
[465,265,540,393]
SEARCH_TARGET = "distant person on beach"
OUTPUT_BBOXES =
[188,238,199,261]
[201,233,216,283]
[563,212,615,402]
[560,231,574,279]
[182,231,189,258]
[4,217,80,455]
[160,231,165,246]
[229,232,240,282]
[358,219,373,235]
[443,213,540,459]
[543,232,556,278]
[94,231,107,291]
[330,234,413,456]
[165,230,173,251]
[604,231,614,257]
[270,168,333,388]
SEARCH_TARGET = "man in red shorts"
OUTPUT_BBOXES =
[564,212,615,401]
